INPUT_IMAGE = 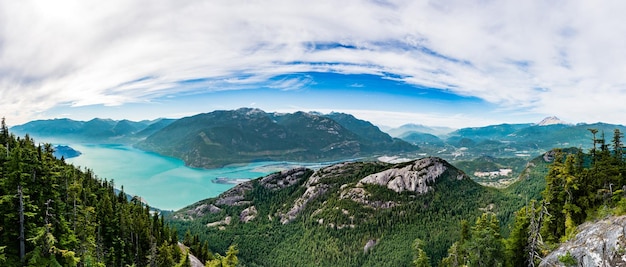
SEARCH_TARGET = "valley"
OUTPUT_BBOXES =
[6,110,626,266]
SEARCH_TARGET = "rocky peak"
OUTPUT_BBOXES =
[537,116,567,126]
[358,157,467,194]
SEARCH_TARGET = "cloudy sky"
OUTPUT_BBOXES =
[2,0,626,128]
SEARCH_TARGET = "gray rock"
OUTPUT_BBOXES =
[240,206,258,223]
[280,184,328,224]
[359,157,465,194]
[278,163,350,224]
[364,239,377,253]
[260,167,308,190]
[206,216,231,228]
[540,215,626,267]
[215,182,253,206]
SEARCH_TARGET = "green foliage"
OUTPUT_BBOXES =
[412,238,431,267]
[0,129,184,266]
[504,205,531,267]
[205,245,238,267]
[558,251,578,266]
[0,245,5,263]
[442,213,504,267]
[176,252,191,267]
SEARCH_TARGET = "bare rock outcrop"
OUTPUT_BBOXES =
[206,216,231,228]
[340,187,397,209]
[214,182,254,206]
[364,239,377,254]
[280,184,329,224]
[260,167,308,190]
[359,157,466,194]
[540,215,626,267]
[278,163,351,224]
[240,206,258,223]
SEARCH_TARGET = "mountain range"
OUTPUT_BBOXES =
[136,108,416,168]
[10,117,175,143]
[393,117,626,161]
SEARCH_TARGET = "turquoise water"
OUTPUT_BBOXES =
[63,144,325,210]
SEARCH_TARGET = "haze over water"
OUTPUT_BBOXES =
[64,144,311,210]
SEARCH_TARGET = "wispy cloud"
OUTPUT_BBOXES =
[2,0,626,125]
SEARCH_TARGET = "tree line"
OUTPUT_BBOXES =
[0,118,191,266]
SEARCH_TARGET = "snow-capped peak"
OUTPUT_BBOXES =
[537,116,567,126]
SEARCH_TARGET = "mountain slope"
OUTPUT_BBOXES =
[168,157,525,266]
[137,108,418,168]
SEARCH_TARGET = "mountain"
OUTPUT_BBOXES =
[10,118,174,143]
[385,123,455,137]
[137,108,418,168]
[536,116,568,126]
[399,131,445,146]
[167,157,527,266]
[447,123,533,141]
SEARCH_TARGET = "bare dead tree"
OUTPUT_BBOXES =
[528,200,550,267]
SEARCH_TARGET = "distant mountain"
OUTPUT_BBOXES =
[448,123,533,140]
[168,157,526,266]
[399,131,444,146]
[393,121,626,161]
[11,118,174,143]
[137,108,417,168]
[385,123,455,137]
[536,116,568,126]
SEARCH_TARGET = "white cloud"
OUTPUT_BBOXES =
[1,0,626,125]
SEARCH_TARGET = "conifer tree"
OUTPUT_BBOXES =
[412,238,431,267]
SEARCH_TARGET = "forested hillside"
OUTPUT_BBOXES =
[0,119,186,266]
[168,157,536,266]
[137,108,416,168]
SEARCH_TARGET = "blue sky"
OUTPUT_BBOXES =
[2,1,626,128]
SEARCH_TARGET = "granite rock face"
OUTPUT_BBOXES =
[358,157,466,194]
[540,215,626,267]
[240,206,258,223]
[337,157,467,209]
[260,167,308,190]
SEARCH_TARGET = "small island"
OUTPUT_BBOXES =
[53,145,82,159]
[212,177,250,184]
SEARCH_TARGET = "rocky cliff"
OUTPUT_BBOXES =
[540,215,626,267]
[357,157,466,194]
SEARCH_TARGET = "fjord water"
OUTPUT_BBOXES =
[63,144,309,210]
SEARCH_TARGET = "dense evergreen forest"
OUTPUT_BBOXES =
[168,158,532,266]
[0,118,190,266]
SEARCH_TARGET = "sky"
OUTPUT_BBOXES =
[2,0,626,128]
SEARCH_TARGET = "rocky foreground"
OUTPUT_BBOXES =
[540,215,626,266]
